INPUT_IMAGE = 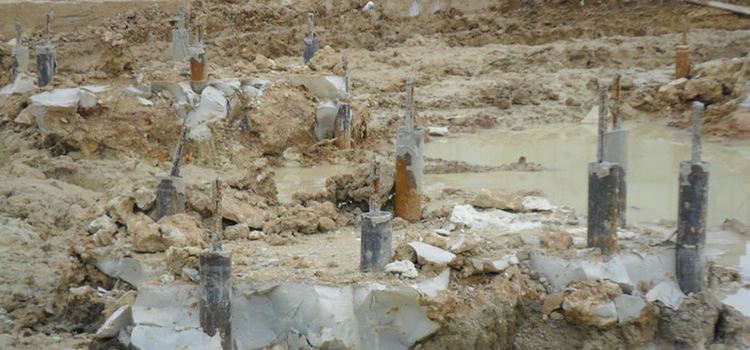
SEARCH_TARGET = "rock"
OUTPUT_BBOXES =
[721,218,749,235]
[13,106,34,126]
[550,311,563,320]
[318,217,336,232]
[385,260,418,278]
[614,294,647,324]
[132,214,207,253]
[427,126,449,136]
[92,251,167,287]
[469,254,519,273]
[222,197,265,229]
[308,45,340,72]
[89,215,116,234]
[133,187,156,211]
[449,233,482,253]
[472,189,523,211]
[106,196,136,225]
[248,230,264,240]
[541,292,564,314]
[539,231,573,251]
[562,280,621,328]
[0,73,36,97]
[253,54,274,71]
[224,223,250,240]
[683,77,724,104]
[522,196,553,211]
[408,242,456,265]
[96,305,133,339]
[656,84,681,105]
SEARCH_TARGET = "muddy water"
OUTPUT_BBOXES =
[424,121,750,315]
[423,121,750,227]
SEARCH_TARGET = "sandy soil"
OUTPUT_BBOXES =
[1,0,750,349]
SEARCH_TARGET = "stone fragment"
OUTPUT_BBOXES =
[541,292,564,314]
[224,223,250,240]
[106,196,136,225]
[222,197,265,229]
[308,45,340,72]
[449,233,482,253]
[471,189,523,211]
[253,54,274,71]
[89,215,116,235]
[427,126,449,136]
[656,84,680,105]
[539,231,573,251]
[562,281,621,329]
[469,254,519,273]
[133,187,156,211]
[408,242,456,265]
[522,196,553,211]
[385,260,418,279]
[14,107,34,126]
[318,217,336,232]
[683,77,724,104]
[248,230,264,240]
[132,213,207,253]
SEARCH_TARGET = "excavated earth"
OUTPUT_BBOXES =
[1,0,750,349]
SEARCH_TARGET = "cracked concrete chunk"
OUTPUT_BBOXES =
[614,294,647,324]
[409,241,456,265]
[645,281,685,310]
[411,268,450,297]
[291,75,348,100]
[96,305,133,339]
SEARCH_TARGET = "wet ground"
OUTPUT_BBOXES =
[276,119,750,316]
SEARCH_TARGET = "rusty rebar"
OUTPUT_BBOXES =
[405,76,416,132]
[369,159,381,213]
[212,178,223,252]
[612,74,621,130]
[45,7,54,44]
[597,84,608,163]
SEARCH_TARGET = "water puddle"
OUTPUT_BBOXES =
[273,121,750,314]
[423,121,750,227]
[424,121,750,314]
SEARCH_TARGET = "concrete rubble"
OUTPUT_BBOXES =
[112,280,441,350]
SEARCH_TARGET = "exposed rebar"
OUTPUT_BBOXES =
[170,125,190,177]
[15,22,21,46]
[308,12,315,40]
[343,56,350,93]
[405,75,416,132]
[597,83,608,163]
[369,159,381,213]
[692,101,704,164]
[612,73,621,130]
[178,6,186,30]
[45,7,54,44]
[212,178,223,252]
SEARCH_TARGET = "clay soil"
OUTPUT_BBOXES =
[1,0,750,349]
